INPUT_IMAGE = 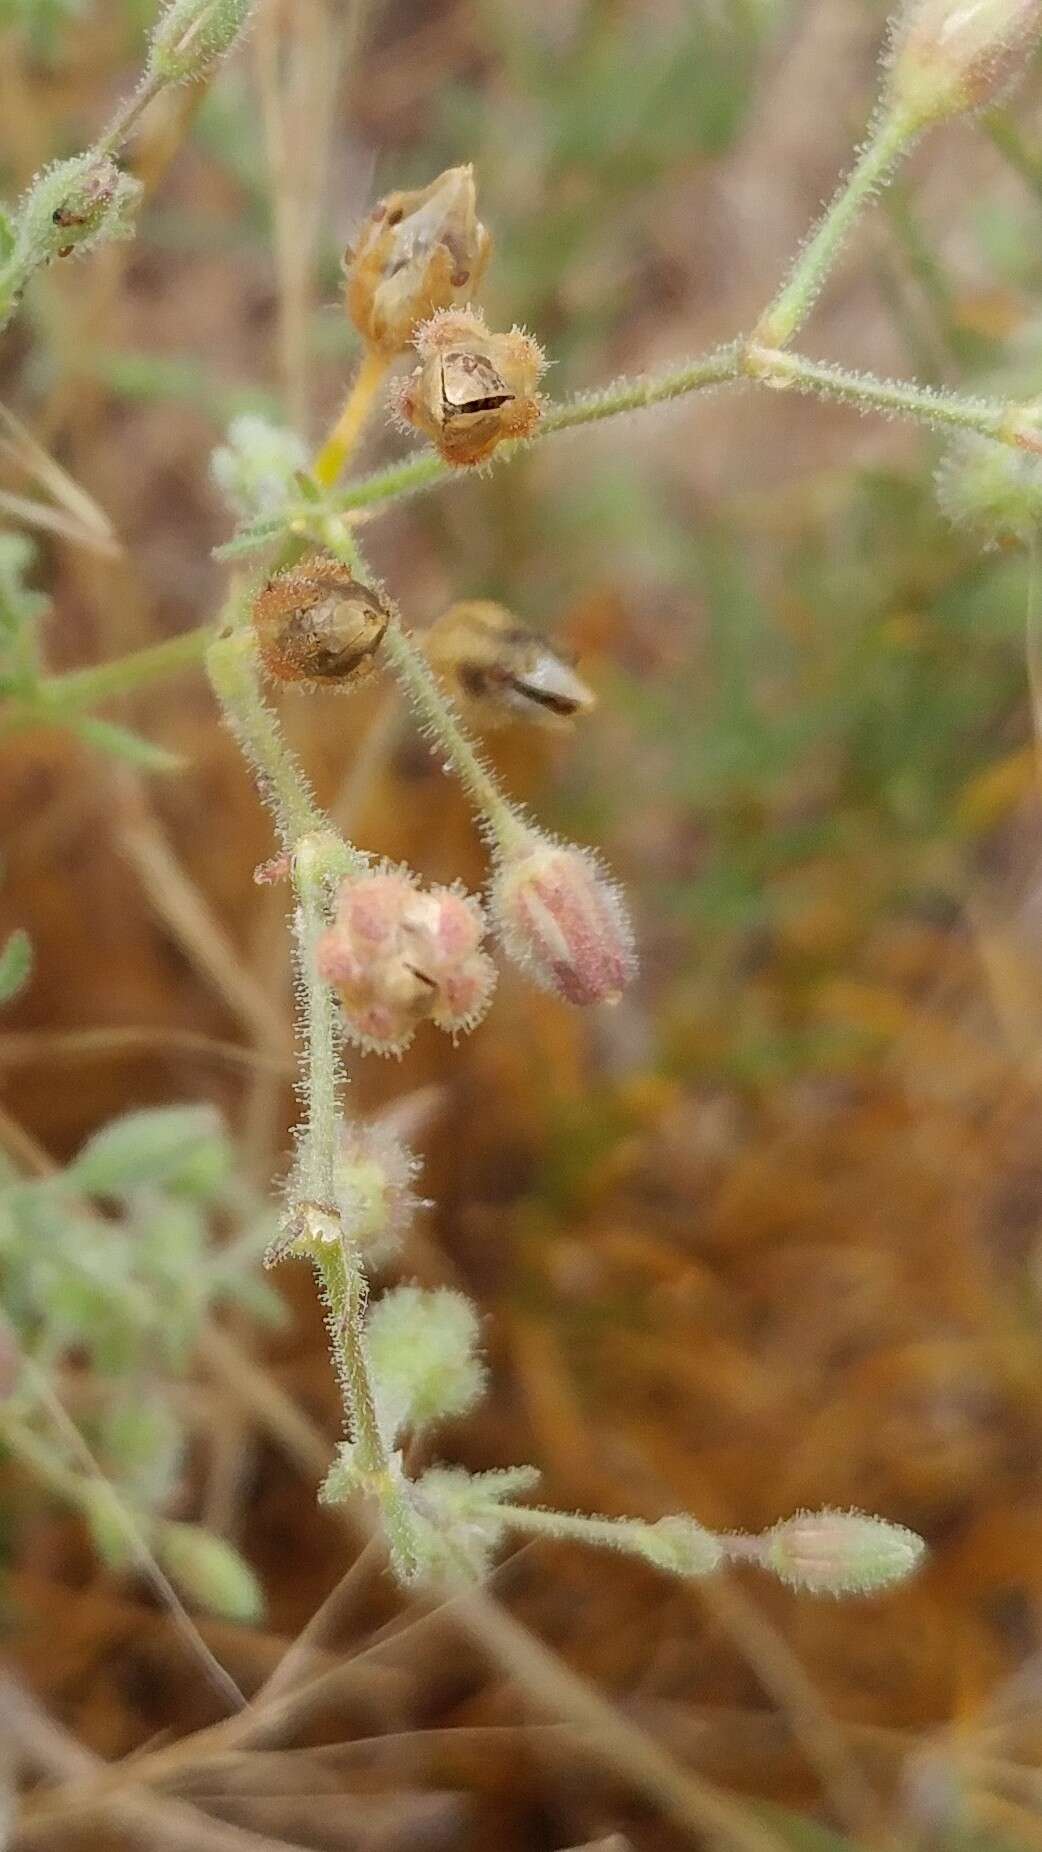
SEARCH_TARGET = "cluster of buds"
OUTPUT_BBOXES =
[392,308,545,467]
[344,165,491,358]
[424,601,595,731]
[887,0,1042,124]
[492,832,637,1007]
[315,865,496,1055]
[252,556,390,688]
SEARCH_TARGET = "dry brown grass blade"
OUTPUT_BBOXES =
[0,1026,293,1077]
[255,0,353,432]
[0,403,120,557]
[1,1671,315,1852]
[117,781,290,1056]
[198,1330,791,1852]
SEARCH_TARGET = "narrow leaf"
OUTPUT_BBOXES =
[0,929,32,1004]
[71,716,184,773]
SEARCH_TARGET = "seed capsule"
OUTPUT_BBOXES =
[252,555,390,688]
[393,309,545,467]
[424,601,595,730]
[888,0,1042,123]
[345,166,492,358]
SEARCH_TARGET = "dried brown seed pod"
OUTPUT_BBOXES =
[344,165,492,359]
[392,309,545,467]
[424,601,595,730]
[252,555,390,688]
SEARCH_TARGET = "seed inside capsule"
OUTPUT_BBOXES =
[253,557,391,687]
[439,351,513,418]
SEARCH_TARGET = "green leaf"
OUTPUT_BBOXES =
[212,516,286,560]
[157,1521,264,1622]
[71,716,184,773]
[70,1105,229,1197]
[0,207,15,265]
[0,929,31,1005]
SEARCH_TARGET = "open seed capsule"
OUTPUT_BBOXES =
[252,555,390,688]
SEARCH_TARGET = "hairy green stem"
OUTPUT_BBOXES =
[205,628,403,1557]
[12,331,1041,738]
[742,343,1042,447]
[753,108,920,349]
[205,624,324,846]
[380,619,526,849]
[0,625,213,739]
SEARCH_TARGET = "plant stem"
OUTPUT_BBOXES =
[380,618,526,849]
[488,1502,649,1550]
[206,613,401,1553]
[15,330,1042,734]
[290,834,354,1203]
[48,626,209,712]
[312,348,390,488]
[752,108,919,349]
[205,623,325,846]
[742,342,1042,448]
[984,108,1042,205]
[94,74,167,159]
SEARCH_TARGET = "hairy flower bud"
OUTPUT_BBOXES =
[365,1285,487,1443]
[424,601,595,731]
[211,414,307,520]
[393,308,545,467]
[14,154,142,270]
[334,1120,423,1267]
[936,430,1042,544]
[345,165,491,358]
[316,866,496,1055]
[888,0,1042,123]
[252,555,390,688]
[764,1508,926,1597]
[147,0,254,83]
[629,1515,725,1578]
[492,834,637,1007]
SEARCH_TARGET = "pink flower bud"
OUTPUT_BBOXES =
[316,866,495,1056]
[492,835,637,1007]
[764,1509,926,1597]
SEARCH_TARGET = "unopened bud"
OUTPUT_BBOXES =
[366,1285,486,1443]
[888,0,1042,124]
[14,154,142,269]
[628,1515,724,1578]
[211,414,307,520]
[492,833,637,1007]
[334,1120,422,1267]
[252,555,390,688]
[147,0,254,83]
[424,601,595,731]
[764,1508,926,1596]
[316,865,496,1055]
[345,165,492,358]
[392,308,545,467]
[936,430,1042,544]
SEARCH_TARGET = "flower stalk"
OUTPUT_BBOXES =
[752,108,920,351]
